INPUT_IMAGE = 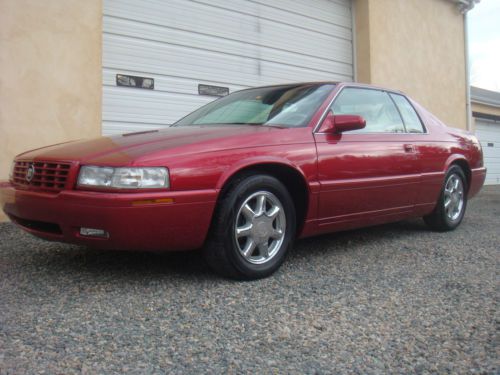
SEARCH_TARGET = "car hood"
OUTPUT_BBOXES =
[16,125,284,165]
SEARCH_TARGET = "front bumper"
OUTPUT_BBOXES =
[0,181,217,251]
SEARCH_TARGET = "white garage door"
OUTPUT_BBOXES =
[102,0,353,135]
[476,119,500,185]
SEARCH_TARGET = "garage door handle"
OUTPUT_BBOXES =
[404,144,415,153]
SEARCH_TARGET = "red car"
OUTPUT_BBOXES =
[0,83,486,279]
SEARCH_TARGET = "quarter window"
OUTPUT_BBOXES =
[331,88,405,133]
[389,93,425,133]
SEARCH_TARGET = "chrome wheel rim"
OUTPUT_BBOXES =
[444,174,464,221]
[234,191,286,265]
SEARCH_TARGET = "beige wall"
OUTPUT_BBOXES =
[0,0,102,221]
[471,102,500,132]
[472,102,500,118]
[354,0,467,130]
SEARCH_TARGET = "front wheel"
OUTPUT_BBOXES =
[203,174,296,280]
[424,165,467,231]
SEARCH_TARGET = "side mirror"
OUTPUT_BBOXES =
[320,112,366,133]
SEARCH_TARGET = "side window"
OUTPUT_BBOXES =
[331,88,405,133]
[389,93,426,133]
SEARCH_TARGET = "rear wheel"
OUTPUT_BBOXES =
[424,165,467,231]
[203,174,296,280]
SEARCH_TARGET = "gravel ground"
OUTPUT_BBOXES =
[0,187,498,374]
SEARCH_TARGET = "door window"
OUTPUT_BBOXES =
[389,93,426,133]
[331,88,405,133]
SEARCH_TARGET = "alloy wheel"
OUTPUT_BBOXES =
[444,174,464,221]
[234,191,286,265]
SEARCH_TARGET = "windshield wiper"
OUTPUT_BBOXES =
[228,122,264,125]
[176,122,283,128]
[233,122,285,129]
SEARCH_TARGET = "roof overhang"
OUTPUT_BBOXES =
[471,86,500,108]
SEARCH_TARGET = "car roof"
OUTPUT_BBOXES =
[236,82,406,96]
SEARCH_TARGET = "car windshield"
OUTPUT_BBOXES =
[174,83,335,128]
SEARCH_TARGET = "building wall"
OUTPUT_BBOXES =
[354,0,468,130]
[0,0,102,221]
[472,102,500,119]
[472,101,500,133]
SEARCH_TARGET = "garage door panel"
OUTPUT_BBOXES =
[104,33,350,88]
[104,17,352,75]
[103,0,353,134]
[103,68,250,96]
[247,0,351,27]
[258,19,352,64]
[104,35,267,87]
[194,0,352,39]
[482,148,499,161]
[477,130,500,143]
[482,158,500,167]
[259,60,351,84]
[103,86,213,128]
[476,120,500,185]
[483,149,500,158]
[484,173,500,185]
[104,0,352,63]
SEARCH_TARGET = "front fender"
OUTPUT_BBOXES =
[215,156,309,190]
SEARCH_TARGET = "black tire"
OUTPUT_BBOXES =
[424,165,468,231]
[203,173,296,280]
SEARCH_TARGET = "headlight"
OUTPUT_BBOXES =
[77,166,169,189]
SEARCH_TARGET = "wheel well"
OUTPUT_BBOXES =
[451,159,471,190]
[220,164,309,236]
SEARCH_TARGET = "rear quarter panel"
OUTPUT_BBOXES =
[411,100,485,215]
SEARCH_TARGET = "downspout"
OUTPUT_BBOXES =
[451,0,478,131]
[464,13,472,131]
[351,1,357,82]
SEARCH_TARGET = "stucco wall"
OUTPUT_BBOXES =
[354,0,468,130]
[471,102,500,132]
[0,0,102,221]
[472,102,500,118]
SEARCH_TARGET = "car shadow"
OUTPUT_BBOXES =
[41,246,217,281]
[2,218,430,282]
[291,218,429,255]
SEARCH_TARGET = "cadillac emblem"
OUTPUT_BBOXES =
[26,164,35,182]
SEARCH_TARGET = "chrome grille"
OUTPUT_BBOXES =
[12,161,71,191]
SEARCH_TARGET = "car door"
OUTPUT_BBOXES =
[387,92,442,215]
[313,87,421,232]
